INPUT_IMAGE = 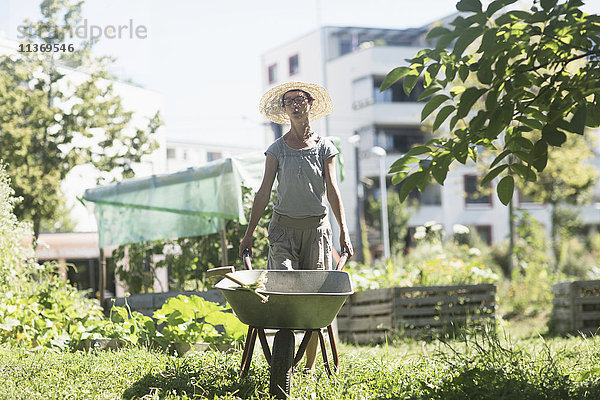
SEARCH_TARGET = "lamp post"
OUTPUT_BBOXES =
[370,146,390,260]
[348,134,363,262]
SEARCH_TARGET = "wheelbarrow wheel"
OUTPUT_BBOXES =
[270,329,295,399]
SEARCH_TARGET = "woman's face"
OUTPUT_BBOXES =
[283,90,312,121]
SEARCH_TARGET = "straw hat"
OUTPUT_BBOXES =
[259,81,333,124]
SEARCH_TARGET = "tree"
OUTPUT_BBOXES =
[0,0,162,238]
[383,0,600,205]
[517,134,597,266]
[365,191,412,255]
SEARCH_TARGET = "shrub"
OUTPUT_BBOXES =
[0,164,104,349]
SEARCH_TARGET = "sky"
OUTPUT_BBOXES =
[1,0,598,149]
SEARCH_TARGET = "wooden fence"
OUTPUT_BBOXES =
[551,280,600,334]
[337,284,496,343]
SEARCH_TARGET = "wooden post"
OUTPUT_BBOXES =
[99,247,106,309]
[220,219,228,266]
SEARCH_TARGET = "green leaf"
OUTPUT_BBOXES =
[381,67,409,91]
[427,26,452,39]
[497,175,514,205]
[405,145,432,157]
[458,64,470,81]
[450,86,467,96]
[542,124,566,147]
[485,0,518,17]
[481,164,508,185]
[403,73,419,96]
[511,163,536,182]
[454,27,483,58]
[418,86,442,101]
[485,89,498,110]
[450,114,461,131]
[421,94,450,121]
[531,140,548,172]
[424,63,441,87]
[490,149,511,169]
[517,116,543,130]
[476,60,494,84]
[540,0,557,11]
[431,158,450,184]
[433,105,456,131]
[398,172,427,202]
[456,0,482,13]
[436,33,458,50]
[570,105,587,134]
[457,88,485,119]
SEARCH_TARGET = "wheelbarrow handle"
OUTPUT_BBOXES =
[242,248,253,270]
[336,250,349,271]
[206,266,235,277]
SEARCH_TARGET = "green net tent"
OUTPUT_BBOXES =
[82,153,265,248]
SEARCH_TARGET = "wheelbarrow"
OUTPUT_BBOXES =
[208,249,353,399]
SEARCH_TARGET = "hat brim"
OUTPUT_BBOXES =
[259,81,333,124]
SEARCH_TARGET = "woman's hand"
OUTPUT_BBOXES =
[340,230,353,257]
[239,234,253,258]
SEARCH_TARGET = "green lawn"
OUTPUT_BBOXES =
[2,328,600,400]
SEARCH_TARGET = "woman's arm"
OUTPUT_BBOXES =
[324,156,354,257]
[239,154,278,256]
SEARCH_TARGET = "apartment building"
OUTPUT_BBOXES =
[261,24,600,253]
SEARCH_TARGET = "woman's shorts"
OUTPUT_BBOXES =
[267,213,332,270]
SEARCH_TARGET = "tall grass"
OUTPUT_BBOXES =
[2,331,600,399]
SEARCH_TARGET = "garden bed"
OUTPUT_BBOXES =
[337,283,496,343]
[551,280,600,335]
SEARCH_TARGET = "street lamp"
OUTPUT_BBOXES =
[370,146,390,260]
[348,134,363,262]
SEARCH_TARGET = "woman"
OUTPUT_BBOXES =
[238,81,353,371]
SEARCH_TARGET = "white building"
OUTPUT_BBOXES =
[261,24,600,254]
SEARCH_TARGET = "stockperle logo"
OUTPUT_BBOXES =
[17,19,148,41]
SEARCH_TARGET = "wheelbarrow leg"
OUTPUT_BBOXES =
[257,328,271,365]
[327,325,339,373]
[240,326,257,377]
[317,329,333,376]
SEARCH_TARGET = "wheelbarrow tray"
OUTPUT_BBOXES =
[215,270,353,330]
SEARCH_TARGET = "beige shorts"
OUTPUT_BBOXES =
[267,213,332,270]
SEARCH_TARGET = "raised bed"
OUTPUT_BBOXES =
[551,280,600,335]
[337,284,496,343]
[107,289,225,316]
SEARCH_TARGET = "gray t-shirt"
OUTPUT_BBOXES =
[265,136,339,218]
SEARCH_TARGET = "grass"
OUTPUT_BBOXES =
[2,329,600,399]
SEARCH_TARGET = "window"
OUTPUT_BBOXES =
[267,64,277,84]
[352,75,427,109]
[374,126,427,154]
[473,225,493,245]
[373,76,425,103]
[464,175,492,206]
[339,38,353,56]
[352,76,373,109]
[207,152,221,162]
[288,54,299,76]
[166,148,176,159]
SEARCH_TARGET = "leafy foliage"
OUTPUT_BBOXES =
[0,262,105,349]
[384,0,600,205]
[346,223,499,290]
[364,190,412,254]
[153,295,247,346]
[0,0,162,236]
